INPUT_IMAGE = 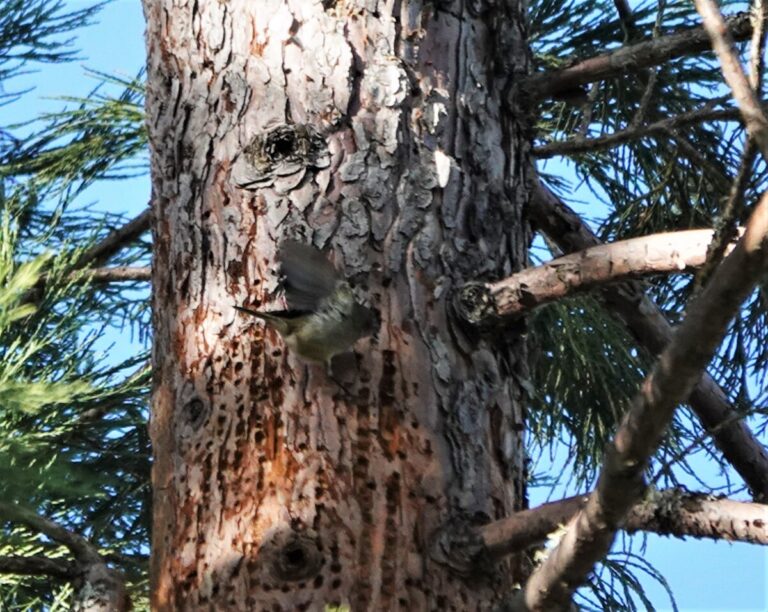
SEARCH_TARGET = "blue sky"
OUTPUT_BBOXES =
[7,1,766,609]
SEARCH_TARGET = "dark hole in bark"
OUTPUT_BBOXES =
[184,397,208,430]
[265,531,323,582]
[283,544,306,568]
[269,132,296,158]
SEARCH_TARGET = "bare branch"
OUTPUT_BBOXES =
[528,183,768,501]
[697,141,758,288]
[695,1,768,160]
[623,488,768,543]
[72,266,152,283]
[0,501,129,611]
[697,1,768,288]
[523,12,752,101]
[613,0,636,34]
[748,0,768,91]
[456,229,741,321]
[522,189,768,610]
[478,488,768,559]
[75,208,152,269]
[33,209,151,293]
[0,554,77,579]
[0,501,102,565]
[534,102,739,158]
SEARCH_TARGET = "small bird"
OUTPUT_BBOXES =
[236,241,375,363]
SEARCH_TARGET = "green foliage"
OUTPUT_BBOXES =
[579,545,678,612]
[0,0,763,608]
[529,0,768,485]
[0,0,105,95]
[0,1,151,607]
[527,0,768,607]
[0,195,150,606]
[1,69,147,196]
[527,295,650,479]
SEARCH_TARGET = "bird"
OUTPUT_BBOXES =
[235,240,375,363]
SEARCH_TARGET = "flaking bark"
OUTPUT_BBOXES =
[145,0,532,608]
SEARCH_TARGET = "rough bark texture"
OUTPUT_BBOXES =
[144,1,531,609]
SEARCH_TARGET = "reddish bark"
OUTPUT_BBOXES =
[145,0,531,608]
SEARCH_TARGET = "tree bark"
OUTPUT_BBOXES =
[145,1,531,608]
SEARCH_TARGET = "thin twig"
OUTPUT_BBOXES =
[614,0,637,39]
[695,0,768,160]
[696,142,758,288]
[72,265,152,283]
[630,0,666,126]
[534,102,737,158]
[696,0,768,289]
[667,130,731,187]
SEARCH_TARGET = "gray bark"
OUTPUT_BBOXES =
[144,0,532,608]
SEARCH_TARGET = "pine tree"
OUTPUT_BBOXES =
[1,0,767,609]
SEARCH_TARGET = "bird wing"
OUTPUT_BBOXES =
[279,240,339,311]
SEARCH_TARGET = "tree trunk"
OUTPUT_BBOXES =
[145,1,531,609]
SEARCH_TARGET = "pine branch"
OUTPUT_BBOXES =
[0,501,129,610]
[695,1,768,160]
[0,501,102,565]
[697,142,758,288]
[74,266,151,283]
[613,0,636,37]
[456,229,741,320]
[534,102,740,158]
[697,2,768,288]
[0,554,76,579]
[76,208,151,269]
[524,12,753,101]
[521,189,768,610]
[477,488,768,560]
[528,183,768,501]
